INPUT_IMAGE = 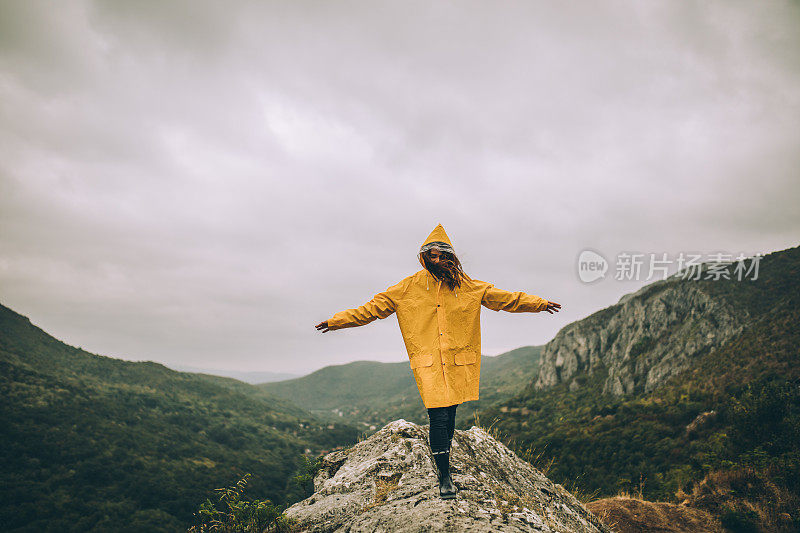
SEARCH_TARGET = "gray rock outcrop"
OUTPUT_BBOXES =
[284,419,612,532]
[534,277,747,396]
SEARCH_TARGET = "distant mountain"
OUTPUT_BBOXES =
[476,244,800,528]
[257,345,543,431]
[165,364,303,384]
[535,263,748,396]
[0,303,360,532]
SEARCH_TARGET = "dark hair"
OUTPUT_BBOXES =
[418,243,468,291]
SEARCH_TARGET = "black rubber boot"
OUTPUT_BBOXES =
[432,449,457,500]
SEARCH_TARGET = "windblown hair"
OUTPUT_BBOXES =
[418,243,469,291]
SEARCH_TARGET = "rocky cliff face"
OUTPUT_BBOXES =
[534,277,748,396]
[284,419,612,532]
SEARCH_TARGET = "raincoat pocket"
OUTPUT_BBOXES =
[454,351,477,365]
[410,352,434,369]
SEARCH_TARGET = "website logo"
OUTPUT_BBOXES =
[577,249,608,283]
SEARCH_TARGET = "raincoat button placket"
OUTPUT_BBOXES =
[436,280,446,370]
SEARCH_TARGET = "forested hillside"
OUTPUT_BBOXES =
[0,304,360,532]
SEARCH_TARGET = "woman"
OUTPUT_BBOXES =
[316,224,561,499]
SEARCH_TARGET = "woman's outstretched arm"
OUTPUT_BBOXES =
[480,282,561,314]
[315,278,407,333]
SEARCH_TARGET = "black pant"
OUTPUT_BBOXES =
[427,403,458,454]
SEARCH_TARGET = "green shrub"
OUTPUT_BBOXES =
[719,504,759,533]
[283,454,323,506]
[188,473,298,533]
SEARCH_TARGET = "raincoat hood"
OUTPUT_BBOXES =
[418,224,456,288]
[421,223,454,249]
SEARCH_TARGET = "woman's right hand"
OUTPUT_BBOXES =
[544,301,561,314]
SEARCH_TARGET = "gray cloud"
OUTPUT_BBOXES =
[1,0,798,374]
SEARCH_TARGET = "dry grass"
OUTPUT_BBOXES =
[684,465,800,533]
[613,472,646,501]
[585,496,724,533]
[471,411,555,478]
[359,472,403,513]
[471,411,604,504]
[587,504,620,532]
[587,466,800,533]
[492,485,527,515]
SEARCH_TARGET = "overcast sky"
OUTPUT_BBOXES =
[1,0,798,376]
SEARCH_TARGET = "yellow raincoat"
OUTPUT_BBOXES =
[327,224,551,408]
